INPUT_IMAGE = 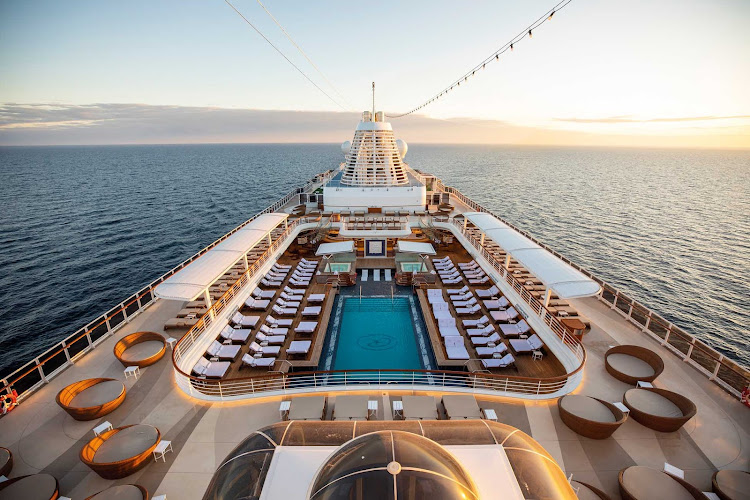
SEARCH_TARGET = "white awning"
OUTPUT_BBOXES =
[396,241,436,255]
[155,213,288,301]
[315,240,355,256]
[464,212,601,299]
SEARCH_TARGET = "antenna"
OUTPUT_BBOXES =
[372,82,375,118]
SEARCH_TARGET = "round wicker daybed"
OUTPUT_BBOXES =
[605,345,664,385]
[0,447,12,477]
[619,466,706,500]
[84,484,149,500]
[114,332,166,367]
[572,480,613,500]
[56,378,126,421]
[0,473,59,500]
[558,395,627,439]
[80,424,161,479]
[712,470,750,500]
[623,388,696,432]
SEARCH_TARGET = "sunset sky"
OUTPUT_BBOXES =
[1,0,749,147]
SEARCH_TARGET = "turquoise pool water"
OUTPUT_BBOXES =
[332,297,422,370]
[327,263,351,273]
[400,262,425,272]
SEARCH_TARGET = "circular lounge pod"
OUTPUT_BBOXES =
[84,484,149,500]
[605,345,664,385]
[558,395,627,439]
[623,387,696,432]
[80,424,161,479]
[619,466,707,500]
[56,378,126,421]
[572,480,613,500]
[114,331,167,367]
[202,420,578,500]
[0,447,12,477]
[712,470,750,500]
[0,473,59,500]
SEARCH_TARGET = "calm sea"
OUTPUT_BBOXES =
[0,144,748,377]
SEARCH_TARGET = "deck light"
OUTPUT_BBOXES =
[529,29,533,38]
[549,11,555,20]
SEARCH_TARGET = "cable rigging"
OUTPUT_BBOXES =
[386,0,574,118]
[224,0,349,111]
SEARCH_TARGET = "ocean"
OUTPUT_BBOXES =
[0,144,748,378]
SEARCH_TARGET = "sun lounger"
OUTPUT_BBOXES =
[438,270,460,279]
[384,269,392,281]
[292,273,314,281]
[440,273,460,282]
[301,258,318,265]
[481,353,515,369]
[491,307,519,322]
[163,317,199,330]
[267,271,287,280]
[439,324,461,337]
[283,286,306,296]
[261,278,282,288]
[469,276,490,284]
[471,332,501,346]
[271,265,290,273]
[455,304,481,315]
[272,304,297,316]
[463,315,489,327]
[464,271,486,279]
[302,306,321,316]
[241,354,276,369]
[289,278,309,287]
[295,321,318,334]
[484,297,510,310]
[433,256,451,263]
[253,287,276,299]
[231,312,259,328]
[193,358,230,378]
[499,320,531,337]
[287,340,312,356]
[220,325,251,343]
[361,269,369,281]
[458,260,479,270]
[260,324,288,335]
[276,298,301,308]
[445,344,470,360]
[476,343,508,357]
[266,315,293,327]
[446,285,470,295]
[244,298,270,310]
[467,324,495,336]
[185,300,206,308]
[509,334,544,353]
[476,285,500,298]
[177,307,206,317]
[249,341,280,356]
[453,297,477,308]
[307,293,325,302]
[206,340,241,361]
[255,332,285,344]
[373,269,380,281]
[449,292,473,302]
[435,263,455,271]
[272,263,291,270]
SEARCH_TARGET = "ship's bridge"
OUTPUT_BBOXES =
[323,111,426,211]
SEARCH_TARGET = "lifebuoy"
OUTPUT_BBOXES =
[741,386,750,408]
[1,390,18,415]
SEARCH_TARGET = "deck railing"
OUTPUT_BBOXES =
[440,185,749,397]
[0,170,334,402]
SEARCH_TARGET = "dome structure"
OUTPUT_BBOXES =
[395,139,408,158]
[341,141,351,156]
[309,430,478,500]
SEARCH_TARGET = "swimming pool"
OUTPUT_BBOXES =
[400,262,425,272]
[330,297,426,370]
[326,262,351,273]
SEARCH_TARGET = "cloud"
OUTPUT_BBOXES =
[0,103,748,149]
[554,115,750,124]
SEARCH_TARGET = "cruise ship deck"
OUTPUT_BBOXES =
[0,114,747,500]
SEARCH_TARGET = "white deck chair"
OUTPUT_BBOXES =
[481,354,515,369]
[283,286,305,296]
[231,312,259,328]
[439,324,461,337]
[272,304,297,316]
[276,298,301,308]
[471,332,501,346]
[249,341,280,356]
[449,292,473,302]
[295,321,318,334]
[509,334,543,353]
[220,325,251,343]
[463,315,489,327]
[242,354,276,369]
[307,293,325,302]
[266,315,293,327]
[469,276,490,285]
[499,320,531,337]
[361,269,369,281]
[476,343,508,358]
[492,307,519,322]
[458,260,478,269]
[443,277,462,284]
[476,285,500,298]
[260,324,288,335]
[484,297,510,310]
[373,269,381,281]
[447,285,470,295]
[453,297,477,308]
[455,304,481,315]
[206,340,241,361]
[467,324,495,337]
[255,332,285,344]
[253,287,276,299]
[289,278,309,287]
[384,269,392,281]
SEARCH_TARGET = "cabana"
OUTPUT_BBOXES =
[315,240,355,256]
[396,241,436,255]
[0,473,59,500]
[463,212,601,303]
[155,213,289,306]
[558,395,627,439]
[56,378,126,421]
[84,484,149,500]
[80,424,161,479]
[114,331,167,368]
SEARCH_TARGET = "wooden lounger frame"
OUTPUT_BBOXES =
[604,345,664,385]
[0,446,12,477]
[84,484,149,500]
[618,467,706,500]
[623,387,697,432]
[114,331,167,367]
[557,396,627,439]
[56,378,126,421]
[0,473,60,499]
[80,424,161,479]
[572,480,613,500]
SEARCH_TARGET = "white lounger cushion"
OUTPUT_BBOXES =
[307,294,325,302]
[272,305,297,315]
[253,287,276,299]
[491,307,519,322]
[242,354,276,368]
[446,285,470,295]
[302,306,321,316]
[481,354,515,368]
[220,325,251,343]
[260,324,288,335]
[509,334,543,353]
[439,325,461,337]
[255,332,285,344]
[295,321,318,333]
[466,324,495,336]
[276,298,301,308]
[283,286,305,295]
[471,332,501,346]
[443,277,462,284]
[456,304,481,315]
[453,297,477,308]
[266,315,293,327]
[469,276,489,284]
[463,315,489,327]
[499,320,531,336]
[484,297,510,310]
[249,341,280,356]
[232,312,259,327]
[476,344,508,357]
[288,340,312,354]
[476,285,500,298]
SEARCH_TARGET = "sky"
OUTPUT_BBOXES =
[1,0,749,147]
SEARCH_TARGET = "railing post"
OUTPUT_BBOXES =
[662,329,671,346]
[62,341,71,364]
[684,340,694,362]
[36,357,47,383]
[710,355,723,381]
[643,313,652,332]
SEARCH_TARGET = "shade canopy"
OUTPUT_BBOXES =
[155,213,288,301]
[396,241,436,255]
[315,240,355,256]
[463,212,600,299]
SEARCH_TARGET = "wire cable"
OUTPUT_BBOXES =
[224,0,348,111]
[255,0,355,110]
[386,0,574,118]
